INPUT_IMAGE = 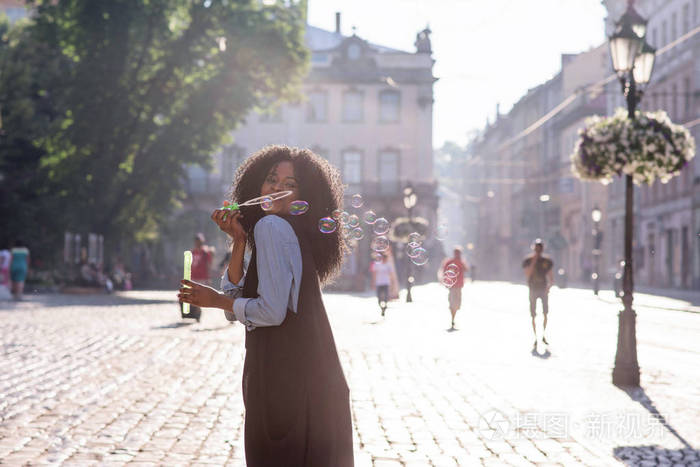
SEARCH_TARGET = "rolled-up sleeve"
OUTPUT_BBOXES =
[221,268,245,322]
[233,215,302,331]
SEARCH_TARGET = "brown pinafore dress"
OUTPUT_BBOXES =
[240,216,354,466]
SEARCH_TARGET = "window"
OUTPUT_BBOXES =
[684,4,690,34]
[672,12,678,40]
[651,28,658,48]
[342,91,364,122]
[684,77,692,118]
[342,151,362,186]
[378,150,399,194]
[672,83,678,119]
[662,20,668,45]
[661,88,667,112]
[307,90,328,122]
[379,90,401,122]
[347,43,361,60]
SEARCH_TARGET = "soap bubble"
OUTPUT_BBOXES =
[408,232,421,247]
[372,218,390,235]
[363,210,377,224]
[318,217,337,234]
[371,235,390,252]
[260,197,273,211]
[332,209,343,220]
[340,211,350,224]
[347,214,360,228]
[444,264,460,278]
[406,243,421,258]
[341,225,352,239]
[442,276,457,288]
[289,200,309,215]
[351,194,363,208]
[351,227,364,240]
[435,223,448,240]
[410,247,428,266]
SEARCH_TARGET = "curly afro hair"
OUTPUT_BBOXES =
[229,145,346,285]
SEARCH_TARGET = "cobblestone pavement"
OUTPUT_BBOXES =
[0,282,699,466]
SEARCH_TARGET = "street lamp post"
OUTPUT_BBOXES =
[608,0,656,387]
[403,183,418,303]
[591,206,603,296]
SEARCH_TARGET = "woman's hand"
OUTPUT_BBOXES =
[178,279,230,309]
[211,201,246,244]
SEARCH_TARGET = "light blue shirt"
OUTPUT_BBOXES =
[220,215,302,331]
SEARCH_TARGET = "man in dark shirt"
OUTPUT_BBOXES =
[522,239,553,348]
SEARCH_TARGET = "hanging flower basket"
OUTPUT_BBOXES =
[571,108,695,185]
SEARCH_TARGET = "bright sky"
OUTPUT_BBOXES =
[307,0,608,148]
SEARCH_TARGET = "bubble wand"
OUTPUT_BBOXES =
[220,190,292,219]
[182,250,192,315]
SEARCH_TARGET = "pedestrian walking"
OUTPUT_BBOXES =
[9,240,30,301]
[181,233,213,322]
[385,245,400,300]
[522,239,553,348]
[371,252,396,316]
[178,145,353,466]
[0,245,11,300]
[440,246,469,330]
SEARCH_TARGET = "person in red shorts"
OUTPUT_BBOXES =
[440,246,469,330]
[182,233,213,321]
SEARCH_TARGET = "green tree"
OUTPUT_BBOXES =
[0,13,66,260]
[0,0,308,263]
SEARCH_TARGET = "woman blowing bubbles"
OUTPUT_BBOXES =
[178,145,353,466]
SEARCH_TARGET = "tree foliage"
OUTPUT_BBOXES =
[0,0,308,262]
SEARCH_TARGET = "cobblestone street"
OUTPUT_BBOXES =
[1,282,699,466]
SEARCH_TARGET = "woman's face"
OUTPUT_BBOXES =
[260,161,300,215]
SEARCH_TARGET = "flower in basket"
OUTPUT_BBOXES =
[571,108,695,185]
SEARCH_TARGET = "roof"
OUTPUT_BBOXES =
[305,24,408,54]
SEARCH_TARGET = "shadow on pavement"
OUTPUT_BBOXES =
[531,347,551,359]
[614,446,700,465]
[191,324,234,332]
[151,322,194,330]
[622,386,693,449]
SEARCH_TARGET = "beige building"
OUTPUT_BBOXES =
[471,46,611,283]
[603,0,700,289]
[182,15,438,290]
[553,46,609,283]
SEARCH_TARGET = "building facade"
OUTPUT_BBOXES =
[470,46,610,284]
[471,0,700,290]
[179,15,438,290]
[604,0,700,289]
